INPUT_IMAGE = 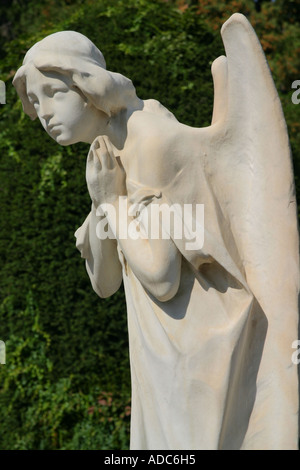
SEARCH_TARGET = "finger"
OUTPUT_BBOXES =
[115,155,126,175]
[87,144,101,171]
[91,135,101,150]
[92,137,100,151]
[87,146,94,162]
[88,136,100,160]
[97,135,114,169]
[103,136,117,168]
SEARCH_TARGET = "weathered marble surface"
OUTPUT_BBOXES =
[13,13,299,450]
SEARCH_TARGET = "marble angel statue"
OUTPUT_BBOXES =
[13,13,299,450]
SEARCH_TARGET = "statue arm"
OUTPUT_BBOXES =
[75,205,122,298]
[86,135,182,302]
[107,199,182,302]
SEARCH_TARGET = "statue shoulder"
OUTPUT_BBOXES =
[125,111,185,188]
[143,99,178,122]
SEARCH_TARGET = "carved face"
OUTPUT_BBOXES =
[25,67,102,145]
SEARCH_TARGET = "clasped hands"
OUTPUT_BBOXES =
[86,135,126,209]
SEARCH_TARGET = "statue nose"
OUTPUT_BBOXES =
[39,102,53,121]
[40,110,52,121]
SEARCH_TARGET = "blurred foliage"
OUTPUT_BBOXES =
[0,292,130,449]
[0,0,299,450]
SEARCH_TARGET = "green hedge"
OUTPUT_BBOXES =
[0,0,298,449]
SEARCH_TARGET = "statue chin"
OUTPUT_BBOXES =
[54,135,72,146]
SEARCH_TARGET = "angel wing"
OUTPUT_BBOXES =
[201,13,299,447]
[208,13,299,324]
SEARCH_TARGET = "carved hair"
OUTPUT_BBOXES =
[13,31,137,119]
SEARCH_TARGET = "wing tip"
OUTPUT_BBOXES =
[221,13,252,36]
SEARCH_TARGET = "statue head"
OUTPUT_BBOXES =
[13,31,138,145]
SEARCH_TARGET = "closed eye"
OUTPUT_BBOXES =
[27,93,39,107]
[45,85,68,97]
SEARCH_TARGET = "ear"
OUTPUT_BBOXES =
[72,84,89,105]
[71,67,137,117]
[71,71,113,117]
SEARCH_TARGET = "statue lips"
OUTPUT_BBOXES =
[48,123,62,134]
